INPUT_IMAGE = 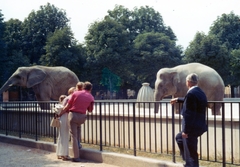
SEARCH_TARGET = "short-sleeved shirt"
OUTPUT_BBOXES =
[67,90,94,114]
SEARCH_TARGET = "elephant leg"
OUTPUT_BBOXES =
[38,102,51,110]
[213,103,221,115]
[34,93,51,110]
[209,103,221,115]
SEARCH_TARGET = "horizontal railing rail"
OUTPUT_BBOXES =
[0,99,239,166]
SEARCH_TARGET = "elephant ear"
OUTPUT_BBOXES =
[27,68,47,88]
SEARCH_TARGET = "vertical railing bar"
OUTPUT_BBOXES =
[18,102,21,138]
[172,103,176,163]
[166,102,169,154]
[108,102,111,146]
[222,102,226,167]
[122,102,125,149]
[94,102,97,145]
[117,102,121,148]
[35,102,38,141]
[128,102,130,149]
[99,102,102,151]
[39,103,42,139]
[230,102,233,164]
[5,102,8,136]
[154,102,157,153]
[149,102,151,153]
[160,102,163,153]
[138,102,141,151]
[103,102,106,146]
[239,103,240,165]
[142,102,144,151]
[83,106,86,143]
[113,102,116,147]
[206,106,210,161]
[91,107,94,144]
[133,102,136,156]
[46,103,48,138]
[214,103,217,161]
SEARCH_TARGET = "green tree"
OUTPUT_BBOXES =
[184,32,230,84]
[0,10,7,85]
[131,6,176,40]
[4,19,22,56]
[114,6,180,88]
[40,27,85,78]
[209,12,240,50]
[21,3,70,64]
[133,32,182,86]
[230,49,240,85]
[85,17,130,85]
[85,5,182,92]
[185,12,240,86]
[208,12,240,86]
[4,19,30,75]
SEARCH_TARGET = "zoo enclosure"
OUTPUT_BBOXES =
[0,100,239,167]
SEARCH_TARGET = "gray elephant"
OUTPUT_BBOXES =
[154,63,225,115]
[0,66,79,109]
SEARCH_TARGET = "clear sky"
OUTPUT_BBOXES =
[1,0,240,50]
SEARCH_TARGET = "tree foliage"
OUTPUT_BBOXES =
[3,4,240,97]
[4,19,30,74]
[131,6,176,41]
[40,27,85,78]
[184,12,240,86]
[230,49,240,85]
[184,32,230,84]
[209,12,240,50]
[0,10,7,85]
[21,3,70,64]
[85,17,130,86]
[133,32,182,86]
[85,5,182,90]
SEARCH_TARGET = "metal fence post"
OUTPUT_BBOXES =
[99,102,103,151]
[35,103,38,141]
[133,102,136,156]
[222,103,226,167]
[4,103,8,136]
[172,104,176,163]
[18,102,21,138]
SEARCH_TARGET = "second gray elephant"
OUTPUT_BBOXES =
[154,63,225,115]
[0,66,79,109]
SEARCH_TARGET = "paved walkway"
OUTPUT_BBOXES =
[0,142,119,167]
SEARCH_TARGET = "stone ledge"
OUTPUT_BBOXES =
[0,134,182,167]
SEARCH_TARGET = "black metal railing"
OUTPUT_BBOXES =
[0,99,239,166]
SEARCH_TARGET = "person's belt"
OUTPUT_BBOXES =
[69,110,85,114]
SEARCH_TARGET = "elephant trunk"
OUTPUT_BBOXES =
[154,91,162,113]
[0,80,13,95]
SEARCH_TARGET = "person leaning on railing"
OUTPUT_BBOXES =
[61,81,94,163]
[170,73,208,167]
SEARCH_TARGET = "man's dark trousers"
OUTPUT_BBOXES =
[176,132,199,167]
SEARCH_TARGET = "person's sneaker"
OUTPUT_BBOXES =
[72,158,81,162]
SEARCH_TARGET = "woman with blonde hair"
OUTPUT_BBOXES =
[56,87,75,160]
